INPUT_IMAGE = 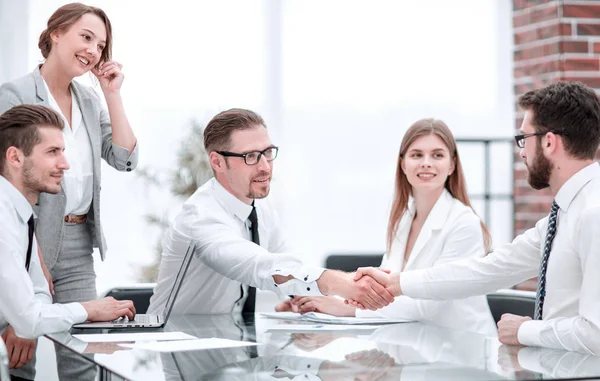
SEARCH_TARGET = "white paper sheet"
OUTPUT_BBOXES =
[118,338,259,352]
[262,311,304,321]
[72,331,196,343]
[262,312,411,325]
[267,324,380,332]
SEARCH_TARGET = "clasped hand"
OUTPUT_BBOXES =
[342,267,400,310]
[277,267,400,312]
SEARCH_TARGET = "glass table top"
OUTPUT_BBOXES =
[46,313,600,381]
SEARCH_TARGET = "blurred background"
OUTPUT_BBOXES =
[0,0,515,296]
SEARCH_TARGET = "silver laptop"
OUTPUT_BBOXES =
[72,242,195,329]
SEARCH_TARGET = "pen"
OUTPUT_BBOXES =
[280,336,294,350]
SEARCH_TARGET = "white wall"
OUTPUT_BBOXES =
[0,0,29,83]
[10,0,515,293]
[276,0,515,263]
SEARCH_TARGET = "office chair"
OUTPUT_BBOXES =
[324,253,384,272]
[486,289,536,324]
[0,336,10,381]
[103,283,156,314]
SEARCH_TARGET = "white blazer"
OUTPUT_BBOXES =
[357,189,497,336]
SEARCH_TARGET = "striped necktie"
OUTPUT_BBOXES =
[534,201,559,320]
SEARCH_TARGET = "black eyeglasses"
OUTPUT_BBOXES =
[514,130,566,148]
[217,146,279,166]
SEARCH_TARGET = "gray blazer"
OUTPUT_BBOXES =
[0,66,139,268]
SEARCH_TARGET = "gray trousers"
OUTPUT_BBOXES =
[50,222,98,381]
[11,222,98,381]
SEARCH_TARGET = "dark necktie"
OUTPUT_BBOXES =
[25,214,34,271]
[242,205,260,314]
[534,201,559,320]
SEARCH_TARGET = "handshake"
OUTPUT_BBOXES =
[316,267,402,310]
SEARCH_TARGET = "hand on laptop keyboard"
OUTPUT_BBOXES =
[111,316,130,323]
[81,296,136,322]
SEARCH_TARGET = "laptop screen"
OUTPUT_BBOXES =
[161,241,196,323]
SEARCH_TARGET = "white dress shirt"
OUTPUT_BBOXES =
[0,176,87,339]
[356,189,496,336]
[401,163,600,355]
[42,79,94,216]
[148,178,326,315]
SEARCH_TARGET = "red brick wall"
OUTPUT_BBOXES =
[513,0,600,235]
[513,0,600,290]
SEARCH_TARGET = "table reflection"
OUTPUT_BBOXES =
[43,314,600,381]
[160,314,256,380]
[499,345,600,380]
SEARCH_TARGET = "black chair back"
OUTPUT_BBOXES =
[105,287,155,314]
[486,291,535,324]
[324,254,384,272]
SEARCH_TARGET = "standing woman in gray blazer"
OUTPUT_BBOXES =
[0,3,137,380]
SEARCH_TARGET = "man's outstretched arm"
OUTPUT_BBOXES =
[351,223,544,303]
[274,270,394,310]
[183,217,394,310]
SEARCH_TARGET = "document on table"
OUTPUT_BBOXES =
[262,312,411,325]
[72,331,196,343]
[118,338,259,352]
[267,324,380,332]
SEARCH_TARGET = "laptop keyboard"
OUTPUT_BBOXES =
[111,314,153,324]
[132,315,151,324]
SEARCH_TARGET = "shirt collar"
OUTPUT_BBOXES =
[0,176,33,223]
[555,162,600,211]
[212,178,254,222]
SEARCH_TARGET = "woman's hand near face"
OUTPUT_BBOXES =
[92,61,124,94]
[291,296,357,317]
[91,59,137,152]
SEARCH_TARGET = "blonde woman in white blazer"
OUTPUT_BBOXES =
[280,119,496,336]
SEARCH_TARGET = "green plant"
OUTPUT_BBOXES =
[136,119,213,282]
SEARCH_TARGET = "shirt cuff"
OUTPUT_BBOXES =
[518,320,544,347]
[70,302,89,323]
[400,270,428,299]
[271,266,326,297]
[111,142,139,168]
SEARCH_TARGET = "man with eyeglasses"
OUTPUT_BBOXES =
[148,108,394,319]
[351,81,600,355]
